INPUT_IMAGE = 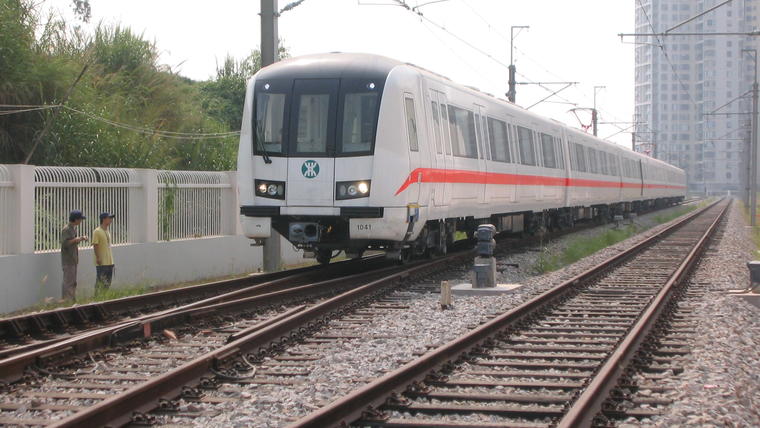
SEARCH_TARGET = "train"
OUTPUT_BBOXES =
[237,53,687,264]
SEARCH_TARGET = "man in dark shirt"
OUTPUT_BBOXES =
[60,210,88,301]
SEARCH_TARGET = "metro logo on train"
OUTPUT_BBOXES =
[301,160,319,179]
[237,53,687,265]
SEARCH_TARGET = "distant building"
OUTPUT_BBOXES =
[634,0,759,195]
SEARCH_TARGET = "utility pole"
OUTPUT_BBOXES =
[261,0,281,271]
[261,0,279,67]
[744,49,758,226]
[507,25,529,103]
[592,85,605,137]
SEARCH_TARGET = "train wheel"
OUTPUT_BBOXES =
[316,249,332,266]
[434,225,448,256]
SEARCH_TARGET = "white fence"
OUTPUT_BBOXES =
[34,167,135,252]
[157,171,231,241]
[0,165,239,256]
[0,165,13,255]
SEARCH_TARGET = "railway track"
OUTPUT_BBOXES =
[0,247,472,427]
[288,199,728,428]
[0,200,701,427]
[0,256,387,361]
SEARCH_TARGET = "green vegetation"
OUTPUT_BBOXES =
[533,225,640,274]
[0,0,280,170]
[532,204,700,274]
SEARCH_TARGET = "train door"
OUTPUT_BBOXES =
[560,129,571,207]
[285,78,338,207]
[434,92,453,207]
[428,91,446,207]
[638,159,645,197]
[475,105,489,204]
[403,92,425,205]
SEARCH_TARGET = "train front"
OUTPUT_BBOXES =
[237,54,404,264]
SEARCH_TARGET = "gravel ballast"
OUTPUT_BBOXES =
[641,201,760,427]
[178,203,726,428]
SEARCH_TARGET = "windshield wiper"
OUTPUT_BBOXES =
[255,120,273,164]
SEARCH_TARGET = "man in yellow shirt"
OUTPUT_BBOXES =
[92,212,116,292]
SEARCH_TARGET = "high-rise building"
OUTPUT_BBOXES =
[634,0,759,195]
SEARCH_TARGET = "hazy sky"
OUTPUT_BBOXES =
[47,0,636,147]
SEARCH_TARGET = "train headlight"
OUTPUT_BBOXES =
[336,180,371,200]
[255,179,285,200]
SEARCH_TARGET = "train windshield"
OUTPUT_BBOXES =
[339,91,379,155]
[253,78,383,158]
[255,93,286,154]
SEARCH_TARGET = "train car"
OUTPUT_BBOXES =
[237,53,686,264]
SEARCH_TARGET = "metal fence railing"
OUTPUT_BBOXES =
[0,165,13,255]
[0,165,237,255]
[34,167,136,252]
[157,171,231,241]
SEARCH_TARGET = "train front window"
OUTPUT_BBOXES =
[295,94,330,154]
[254,93,286,154]
[340,92,379,154]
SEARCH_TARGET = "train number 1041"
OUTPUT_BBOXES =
[356,224,372,231]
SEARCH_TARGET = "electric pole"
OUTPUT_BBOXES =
[744,49,758,226]
[261,0,281,271]
[507,25,529,103]
[592,85,605,137]
[261,0,279,67]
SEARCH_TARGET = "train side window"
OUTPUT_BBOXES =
[440,103,452,155]
[449,106,477,158]
[404,97,419,152]
[462,110,478,158]
[575,144,587,172]
[540,134,556,168]
[480,115,490,160]
[540,134,557,168]
[569,141,577,171]
[609,154,619,176]
[517,126,536,166]
[555,137,565,169]
[431,101,443,154]
[474,113,485,159]
[447,105,462,156]
[587,148,597,174]
[487,117,510,163]
[599,151,608,175]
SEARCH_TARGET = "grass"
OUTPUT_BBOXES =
[739,198,760,253]
[533,225,641,274]
[532,202,701,275]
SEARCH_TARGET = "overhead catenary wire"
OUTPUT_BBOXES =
[0,103,241,140]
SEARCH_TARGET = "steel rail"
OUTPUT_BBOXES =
[557,200,729,427]
[287,199,723,428]
[48,249,472,428]
[0,257,392,382]
[0,255,382,344]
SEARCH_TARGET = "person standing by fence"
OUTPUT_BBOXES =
[59,210,88,301]
[92,212,116,293]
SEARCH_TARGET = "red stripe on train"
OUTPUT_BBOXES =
[394,168,686,196]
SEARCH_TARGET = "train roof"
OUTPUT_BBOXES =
[254,53,684,174]
[255,52,403,81]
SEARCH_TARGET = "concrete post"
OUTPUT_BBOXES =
[129,169,158,243]
[224,171,240,235]
[8,164,35,254]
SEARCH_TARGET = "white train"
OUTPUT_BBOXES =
[237,53,686,264]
